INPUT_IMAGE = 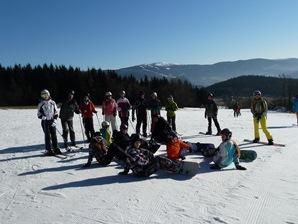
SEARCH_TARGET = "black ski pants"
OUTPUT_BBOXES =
[61,119,76,146]
[41,120,58,152]
[136,114,147,136]
[167,115,176,132]
[207,116,221,134]
[83,117,95,142]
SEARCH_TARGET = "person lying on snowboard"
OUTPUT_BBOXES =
[119,134,182,177]
[210,128,246,170]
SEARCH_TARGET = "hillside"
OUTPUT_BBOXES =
[116,58,298,86]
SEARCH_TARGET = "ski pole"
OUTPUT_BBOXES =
[96,113,101,130]
[128,117,136,133]
[79,115,86,148]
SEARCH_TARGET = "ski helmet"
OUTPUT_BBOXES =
[120,90,126,95]
[40,89,50,99]
[120,123,128,130]
[220,128,232,139]
[254,90,261,96]
[105,91,112,97]
[101,121,110,127]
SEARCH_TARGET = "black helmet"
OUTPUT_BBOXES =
[220,128,232,139]
[120,124,128,130]
[130,133,141,144]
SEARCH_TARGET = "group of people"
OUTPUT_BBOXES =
[38,87,297,176]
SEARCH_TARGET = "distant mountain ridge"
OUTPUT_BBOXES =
[116,58,298,86]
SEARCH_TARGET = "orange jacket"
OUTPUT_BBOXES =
[166,138,189,160]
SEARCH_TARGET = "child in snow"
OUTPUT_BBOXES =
[100,121,112,146]
[204,92,221,135]
[119,134,182,177]
[250,90,273,145]
[166,136,190,160]
[210,128,246,170]
[102,91,118,131]
[80,95,97,142]
[117,90,131,127]
[165,95,178,132]
[37,89,62,155]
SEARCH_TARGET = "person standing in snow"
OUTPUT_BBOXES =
[292,95,298,125]
[102,91,118,131]
[210,128,246,170]
[37,89,62,155]
[59,90,80,149]
[148,92,162,133]
[165,95,178,132]
[132,91,148,137]
[117,90,131,127]
[250,90,273,145]
[79,95,97,142]
[204,92,221,135]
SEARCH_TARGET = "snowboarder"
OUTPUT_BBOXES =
[102,91,117,131]
[210,128,246,170]
[148,92,162,133]
[37,89,62,155]
[59,90,80,149]
[251,90,273,145]
[117,90,131,127]
[166,136,190,160]
[204,92,221,135]
[119,134,183,177]
[79,95,97,142]
[132,91,148,137]
[292,95,298,125]
[165,95,178,132]
[100,121,112,146]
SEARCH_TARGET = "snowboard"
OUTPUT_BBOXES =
[243,139,285,147]
[239,149,257,162]
[66,145,84,152]
[179,161,199,176]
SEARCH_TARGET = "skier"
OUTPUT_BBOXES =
[132,91,148,137]
[251,90,273,145]
[204,92,221,135]
[37,89,62,155]
[100,121,112,146]
[165,95,178,132]
[79,95,97,142]
[102,91,117,131]
[59,90,80,149]
[210,128,246,170]
[119,134,183,177]
[148,92,162,133]
[233,101,241,117]
[292,95,298,125]
[116,90,131,127]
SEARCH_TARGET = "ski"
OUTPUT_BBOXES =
[243,139,286,147]
[66,145,84,152]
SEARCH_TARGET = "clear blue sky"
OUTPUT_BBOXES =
[1,0,298,69]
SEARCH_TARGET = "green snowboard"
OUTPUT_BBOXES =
[240,150,257,162]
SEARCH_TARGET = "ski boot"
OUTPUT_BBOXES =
[54,148,63,155]
[252,138,260,143]
[268,139,274,145]
[205,131,212,135]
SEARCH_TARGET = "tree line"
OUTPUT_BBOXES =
[0,64,209,107]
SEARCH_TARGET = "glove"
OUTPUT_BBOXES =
[42,116,47,120]
[132,116,135,122]
[51,121,56,127]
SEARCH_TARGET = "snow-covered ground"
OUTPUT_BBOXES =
[1,108,298,224]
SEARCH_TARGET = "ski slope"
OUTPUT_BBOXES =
[0,108,297,224]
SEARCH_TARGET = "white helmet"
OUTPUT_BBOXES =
[102,121,110,127]
[41,89,50,99]
[105,91,112,97]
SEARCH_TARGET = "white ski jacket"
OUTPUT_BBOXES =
[37,99,58,120]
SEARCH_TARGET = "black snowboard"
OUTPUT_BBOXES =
[239,150,257,162]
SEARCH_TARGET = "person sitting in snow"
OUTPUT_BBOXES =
[119,134,182,177]
[100,121,112,146]
[166,136,190,161]
[210,128,246,170]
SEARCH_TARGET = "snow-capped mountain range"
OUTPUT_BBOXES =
[116,58,298,86]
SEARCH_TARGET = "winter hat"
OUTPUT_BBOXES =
[120,90,126,96]
[220,128,232,139]
[254,90,262,96]
[68,90,75,95]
